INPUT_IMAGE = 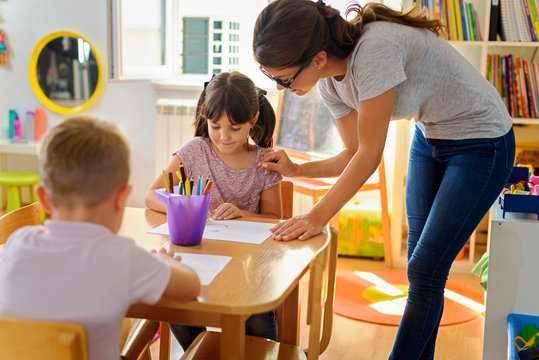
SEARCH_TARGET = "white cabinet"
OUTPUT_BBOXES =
[483,201,539,359]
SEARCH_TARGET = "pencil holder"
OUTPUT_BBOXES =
[155,186,211,246]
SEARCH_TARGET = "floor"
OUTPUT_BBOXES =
[149,256,485,360]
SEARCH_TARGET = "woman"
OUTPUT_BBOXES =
[254,0,514,358]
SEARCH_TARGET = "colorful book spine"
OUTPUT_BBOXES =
[453,0,464,40]
[527,0,539,40]
[517,57,530,117]
[523,60,536,117]
[466,3,476,40]
[501,56,509,108]
[532,63,539,116]
[514,57,524,117]
[506,55,514,116]
[460,0,469,40]
[521,0,537,41]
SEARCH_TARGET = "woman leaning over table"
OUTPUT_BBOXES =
[254,0,514,358]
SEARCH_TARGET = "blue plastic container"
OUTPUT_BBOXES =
[507,313,539,360]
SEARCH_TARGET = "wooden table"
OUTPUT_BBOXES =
[122,207,330,360]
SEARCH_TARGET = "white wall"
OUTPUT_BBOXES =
[0,0,161,207]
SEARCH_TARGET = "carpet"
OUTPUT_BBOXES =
[334,270,485,326]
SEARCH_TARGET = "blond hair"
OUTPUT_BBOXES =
[39,115,130,208]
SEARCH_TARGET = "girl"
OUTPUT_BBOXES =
[145,71,282,349]
[253,1,515,359]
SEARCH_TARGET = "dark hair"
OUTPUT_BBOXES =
[253,0,443,69]
[194,72,275,148]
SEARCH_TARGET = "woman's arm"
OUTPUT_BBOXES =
[144,155,183,213]
[211,183,282,220]
[259,110,359,178]
[272,87,395,241]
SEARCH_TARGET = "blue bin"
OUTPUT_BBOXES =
[507,313,539,360]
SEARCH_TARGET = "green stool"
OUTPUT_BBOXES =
[0,171,40,213]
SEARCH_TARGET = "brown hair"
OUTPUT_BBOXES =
[253,0,443,69]
[194,72,276,148]
[39,115,130,208]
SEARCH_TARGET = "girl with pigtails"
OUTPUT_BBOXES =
[145,71,281,349]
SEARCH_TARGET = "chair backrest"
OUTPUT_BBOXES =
[0,202,42,245]
[305,225,338,359]
[0,318,88,360]
[281,180,294,220]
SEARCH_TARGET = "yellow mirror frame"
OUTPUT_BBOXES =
[28,31,105,114]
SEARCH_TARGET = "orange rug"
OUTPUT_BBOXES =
[334,270,485,326]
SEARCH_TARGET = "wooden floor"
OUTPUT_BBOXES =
[150,256,485,360]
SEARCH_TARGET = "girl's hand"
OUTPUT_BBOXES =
[270,213,325,241]
[212,203,244,220]
[259,148,298,176]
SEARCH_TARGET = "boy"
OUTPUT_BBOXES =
[0,115,200,360]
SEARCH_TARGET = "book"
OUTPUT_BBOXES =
[453,0,464,40]
[523,60,536,117]
[532,63,539,115]
[522,0,538,40]
[500,0,516,40]
[460,0,469,40]
[514,0,532,41]
[489,0,501,40]
[506,55,514,116]
[527,0,539,39]
[467,3,476,40]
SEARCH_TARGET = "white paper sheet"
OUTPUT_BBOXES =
[174,252,232,286]
[148,219,275,244]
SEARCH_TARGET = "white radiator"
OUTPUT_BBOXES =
[155,99,197,174]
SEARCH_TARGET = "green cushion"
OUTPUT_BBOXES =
[0,171,40,186]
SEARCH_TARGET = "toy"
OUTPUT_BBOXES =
[515,323,539,351]
[0,29,7,65]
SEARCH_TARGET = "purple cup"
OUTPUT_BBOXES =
[155,186,211,246]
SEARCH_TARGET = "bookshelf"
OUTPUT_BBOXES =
[395,0,539,271]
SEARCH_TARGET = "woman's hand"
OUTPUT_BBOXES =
[270,213,325,241]
[212,203,244,220]
[259,148,298,176]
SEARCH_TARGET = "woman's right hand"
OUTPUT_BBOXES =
[259,148,298,176]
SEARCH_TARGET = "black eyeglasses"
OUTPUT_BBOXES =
[259,57,313,89]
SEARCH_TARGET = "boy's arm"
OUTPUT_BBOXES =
[153,250,201,300]
[144,155,183,213]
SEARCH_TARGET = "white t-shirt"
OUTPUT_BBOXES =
[318,21,513,140]
[0,220,172,360]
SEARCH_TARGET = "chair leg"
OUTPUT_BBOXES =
[6,186,21,213]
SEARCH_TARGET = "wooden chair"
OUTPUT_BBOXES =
[180,225,339,360]
[121,319,160,360]
[0,318,88,360]
[0,201,41,244]
[281,180,294,220]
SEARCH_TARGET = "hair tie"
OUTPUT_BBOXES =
[316,0,325,11]
[257,87,267,96]
[203,74,216,90]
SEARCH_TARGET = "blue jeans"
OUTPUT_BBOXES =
[389,126,515,360]
[169,310,277,351]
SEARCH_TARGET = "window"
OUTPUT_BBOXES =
[182,18,209,74]
[110,0,171,79]
[110,0,400,81]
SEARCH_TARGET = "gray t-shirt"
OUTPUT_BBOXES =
[318,21,512,139]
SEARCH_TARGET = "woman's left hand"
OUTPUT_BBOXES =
[271,213,325,241]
